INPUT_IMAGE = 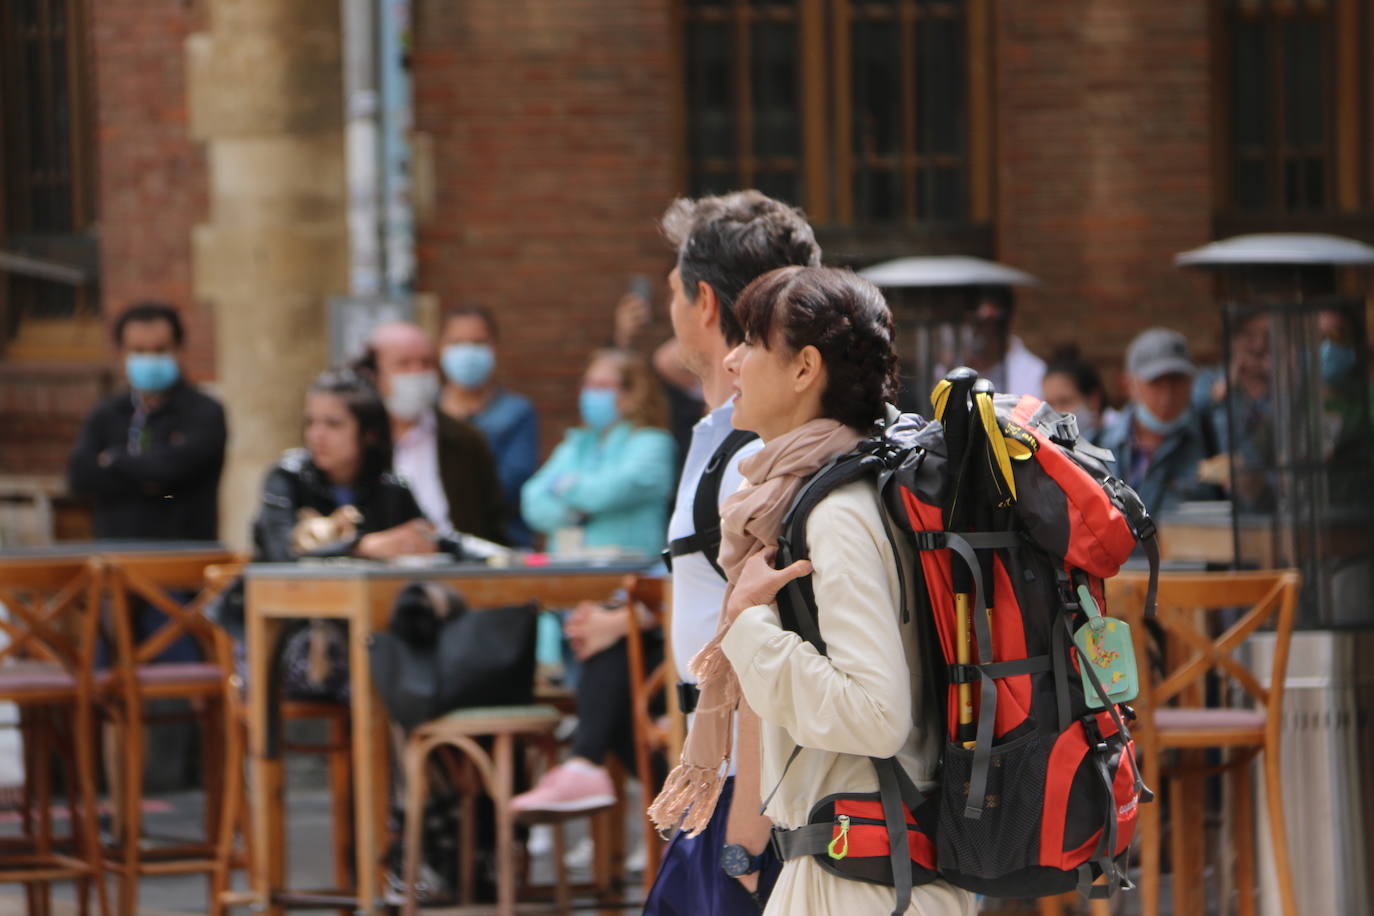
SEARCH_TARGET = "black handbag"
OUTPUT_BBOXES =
[367,582,538,730]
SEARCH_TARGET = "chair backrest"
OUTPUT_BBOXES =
[0,557,103,680]
[1108,569,1300,719]
[102,550,241,668]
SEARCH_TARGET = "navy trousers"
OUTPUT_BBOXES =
[642,776,781,915]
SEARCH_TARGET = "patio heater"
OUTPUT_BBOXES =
[1175,233,1374,916]
[858,256,1039,411]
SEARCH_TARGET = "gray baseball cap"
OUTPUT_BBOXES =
[1126,327,1196,381]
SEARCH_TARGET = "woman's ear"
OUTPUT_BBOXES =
[793,344,825,394]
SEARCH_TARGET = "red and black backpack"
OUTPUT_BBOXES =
[768,370,1158,914]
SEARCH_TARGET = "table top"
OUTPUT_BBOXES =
[243,555,654,581]
[0,540,233,559]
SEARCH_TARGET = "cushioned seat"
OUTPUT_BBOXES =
[0,663,77,695]
[95,662,225,689]
[1154,707,1267,732]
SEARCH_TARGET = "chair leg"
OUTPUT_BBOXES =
[492,733,516,916]
[34,714,55,915]
[400,738,430,916]
[1232,755,1255,916]
[73,700,111,916]
[1261,744,1297,916]
[1168,765,1207,916]
[327,713,354,916]
[209,714,245,916]
[117,706,145,916]
[551,820,571,915]
[459,769,477,905]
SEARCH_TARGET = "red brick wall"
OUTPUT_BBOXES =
[89,0,212,380]
[0,0,208,481]
[993,0,1218,400]
[411,0,679,449]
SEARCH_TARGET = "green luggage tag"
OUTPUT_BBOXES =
[1073,585,1138,709]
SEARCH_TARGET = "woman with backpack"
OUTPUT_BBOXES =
[648,266,975,915]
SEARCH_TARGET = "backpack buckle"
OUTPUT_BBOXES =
[1081,716,1109,755]
[912,531,948,551]
[948,664,981,685]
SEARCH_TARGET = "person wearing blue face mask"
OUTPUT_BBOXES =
[438,304,540,546]
[1099,327,1223,516]
[521,348,676,558]
[67,301,227,541]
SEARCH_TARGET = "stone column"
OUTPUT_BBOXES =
[188,0,349,550]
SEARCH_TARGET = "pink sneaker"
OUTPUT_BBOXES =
[510,761,616,815]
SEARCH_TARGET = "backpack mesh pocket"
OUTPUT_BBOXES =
[937,730,1046,879]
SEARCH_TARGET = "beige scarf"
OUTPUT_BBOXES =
[648,418,864,837]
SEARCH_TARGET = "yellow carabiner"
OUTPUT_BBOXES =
[827,814,851,860]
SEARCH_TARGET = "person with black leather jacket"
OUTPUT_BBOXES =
[251,367,436,563]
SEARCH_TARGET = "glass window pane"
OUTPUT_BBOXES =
[691,167,740,199]
[917,11,966,157]
[1231,18,1268,148]
[754,170,801,206]
[921,164,966,223]
[851,20,902,159]
[854,168,901,223]
[750,21,800,160]
[1234,156,1270,211]
[1288,16,1325,148]
[686,21,736,163]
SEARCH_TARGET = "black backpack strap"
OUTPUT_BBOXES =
[666,428,758,581]
[872,756,915,916]
[773,450,884,655]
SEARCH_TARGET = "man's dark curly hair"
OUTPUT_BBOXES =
[734,266,899,432]
[661,190,821,346]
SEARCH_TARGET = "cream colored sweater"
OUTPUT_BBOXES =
[721,479,975,916]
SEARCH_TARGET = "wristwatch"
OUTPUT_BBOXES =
[720,843,767,877]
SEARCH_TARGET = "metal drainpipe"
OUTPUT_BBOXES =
[342,0,384,297]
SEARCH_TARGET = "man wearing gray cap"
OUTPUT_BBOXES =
[1099,327,1222,515]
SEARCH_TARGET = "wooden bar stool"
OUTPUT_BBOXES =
[1109,570,1300,916]
[400,705,570,916]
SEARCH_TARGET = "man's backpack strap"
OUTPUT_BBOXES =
[873,756,915,916]
[665,429,758,580]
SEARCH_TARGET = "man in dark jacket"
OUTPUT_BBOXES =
[68,302,227,541]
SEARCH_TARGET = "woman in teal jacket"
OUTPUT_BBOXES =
[522,349,676,559]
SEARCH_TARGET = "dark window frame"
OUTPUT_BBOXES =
[0,0,100,358]
[677,0,995,261]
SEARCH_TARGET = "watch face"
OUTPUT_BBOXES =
[720,844,753,877]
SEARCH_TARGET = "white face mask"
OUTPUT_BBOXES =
[386,371,440,421]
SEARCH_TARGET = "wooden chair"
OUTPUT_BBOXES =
[621,573,680,892]
[204,563,355,916]
[1108,569,1300,916]
[95,551,238,915]
[0,557,110,915]
[400,705,569,916]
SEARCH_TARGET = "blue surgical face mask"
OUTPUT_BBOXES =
[1320,340,1357,383]
[579,387,621,431]
[1135,402,1190,437]
[441,343,496,389]
[125,354,180,393]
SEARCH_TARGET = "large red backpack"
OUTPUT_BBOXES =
[768,371,1158,914]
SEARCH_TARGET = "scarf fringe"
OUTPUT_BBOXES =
[647,761,727,838]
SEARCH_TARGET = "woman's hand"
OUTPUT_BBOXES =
[355,519,436,559]
[724,547,812,623]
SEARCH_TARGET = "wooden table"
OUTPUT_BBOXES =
[244,557,647,915]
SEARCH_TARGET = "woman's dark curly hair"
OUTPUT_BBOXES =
[734,266,899,432]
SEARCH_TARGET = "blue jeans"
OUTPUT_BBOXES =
[643,776,781,915]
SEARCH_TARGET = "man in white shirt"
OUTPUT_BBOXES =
[363,322,507,543]
[508,192,822,914]
[963,287,1046,397]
